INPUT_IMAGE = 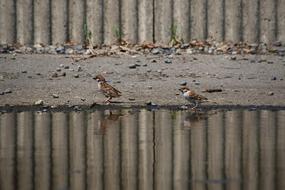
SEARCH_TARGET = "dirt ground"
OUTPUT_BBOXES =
[0,53,285,107]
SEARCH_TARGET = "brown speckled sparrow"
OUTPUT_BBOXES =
[179,87,208,109]
[94,75,122,104]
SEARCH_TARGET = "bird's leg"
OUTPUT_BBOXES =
[104,97,112,104]
[191,101,198,111]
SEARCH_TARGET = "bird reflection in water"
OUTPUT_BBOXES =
[94,110,123,135]
[183,110,218,128]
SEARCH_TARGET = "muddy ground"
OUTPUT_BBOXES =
[0,53,285,107]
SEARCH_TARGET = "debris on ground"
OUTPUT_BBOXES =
[1,39,284,62]
[202,88,223,93]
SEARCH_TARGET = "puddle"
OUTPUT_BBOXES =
[0,108,284,190]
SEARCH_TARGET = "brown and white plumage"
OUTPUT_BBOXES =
[94,75,121,104]
[179,87,207,109]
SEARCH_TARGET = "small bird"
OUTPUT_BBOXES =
[94,75,122,104]
[179,87,208,109]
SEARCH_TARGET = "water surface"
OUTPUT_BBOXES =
[0,108,284,190]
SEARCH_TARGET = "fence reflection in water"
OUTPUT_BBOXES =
[0,109,284,190]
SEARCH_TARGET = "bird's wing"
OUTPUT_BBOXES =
[101,82,122,97]
[188,91,207,100]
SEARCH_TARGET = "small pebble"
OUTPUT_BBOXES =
[52,94,59,98]
[180,81,187,86]
[268,92,274,96]
[271,76,277,81]
[180,43,190,49]
[186,49,193,54]
[128,64,137,69]
[51,72,58,78]
[129,98,136,101]
[180,105,188,110]
[164,59,172,64]
[35,100,44,105]
[64,65,70,69]
[146,101,157,106]
[258,59,267,63]
[56,68,61,72]
[73,105,80,111]
[74,74,79,78]
[21,70,27,73]
[151,48,161,55]
[4,89,12,94]
[65,48,74,54]
[147,86,152,89]
[273,41,282,46]
[194,82,200,85]
[77,66,82,72]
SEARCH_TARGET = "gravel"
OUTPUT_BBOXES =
[0,53,284,106]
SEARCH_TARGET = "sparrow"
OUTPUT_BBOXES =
[94,75,122,104]
[179,87,208,109]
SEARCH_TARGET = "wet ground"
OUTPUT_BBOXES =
[0,53,285,106]
[0,107,285,190]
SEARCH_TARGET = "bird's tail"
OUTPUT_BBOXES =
[205,99,218,104]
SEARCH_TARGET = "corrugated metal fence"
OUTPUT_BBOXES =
[0,0,285,46]
[0,109,285,190]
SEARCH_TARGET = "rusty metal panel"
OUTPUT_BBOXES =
[154,0,172,44]
[34,0,50,44]
[69,112,86,190]
[207,0,224,41]
[191,0,207,40]
[0,0,284,45]
[242,0,259,43]
[16,0,33,45]
[138,0,154,43]
[121,0,138,43]
[34,112,51,190]
[52,112,69,190]
[225,0,242,42]
[0,113,16,190]
[51,0,67,44]
[17,112,33,190]
[173,0,190,42]
[86,0,104,45]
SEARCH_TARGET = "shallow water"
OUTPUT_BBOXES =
[0,108,284,190]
